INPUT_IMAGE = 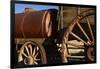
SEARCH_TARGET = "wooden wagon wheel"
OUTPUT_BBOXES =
[86,47,95,61]
[18,41,47,65]
[61,9,95,63]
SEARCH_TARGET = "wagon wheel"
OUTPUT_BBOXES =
[62,9,95,62]
[86,47,95,61]
[18,41,47,65]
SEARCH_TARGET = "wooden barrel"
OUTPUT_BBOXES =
[15,9,58,38]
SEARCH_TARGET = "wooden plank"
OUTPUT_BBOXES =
[69,56,85,58]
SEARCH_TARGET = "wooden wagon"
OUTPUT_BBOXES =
[15,7,96,65]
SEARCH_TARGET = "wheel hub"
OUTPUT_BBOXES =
[24,56,35,65]
[87,40,94,46]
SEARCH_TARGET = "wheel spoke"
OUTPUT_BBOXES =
[70,32,88,45]
[86,17,94,42]
[76,21,91,42]
[36,47,39,51]
[28,44,32,55]
[34,58,40,61]
[33,47,36,56]
[25,46,30,56]
[34,61,38,65]
[22,52,28,57]
[34,52,39,58]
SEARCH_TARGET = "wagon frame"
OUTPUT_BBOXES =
[15,6,96,65]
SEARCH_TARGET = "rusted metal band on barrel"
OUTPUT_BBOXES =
[41,11,51,37]
[45,13,52,37]
[21,12,31,38]
[41,11,48,37]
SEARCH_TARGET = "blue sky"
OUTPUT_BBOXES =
[15,4,58,14]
